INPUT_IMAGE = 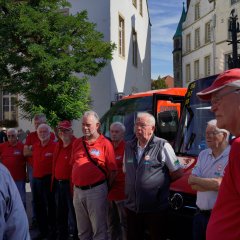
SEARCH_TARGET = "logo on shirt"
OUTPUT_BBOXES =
[90,149,100,156]
[144,155,150,160]
[14,150,21,155]
[127,158,133,163]
[143,155,151,164]
[214,164,223,177]
[174,159,180,166]
[116,155,122,160]
[45,152,53,157]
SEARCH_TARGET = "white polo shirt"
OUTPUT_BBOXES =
[192,146,230,210]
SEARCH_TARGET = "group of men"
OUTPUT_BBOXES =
[0,68,240,240]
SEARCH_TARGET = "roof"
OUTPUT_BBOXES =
[173,3,186,38]
[122,88,187,100]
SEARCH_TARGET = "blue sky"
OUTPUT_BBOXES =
[148,1,185,79]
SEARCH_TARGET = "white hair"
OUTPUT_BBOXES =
[110,122,126,132]
[34,113,47,123]
[7,128,18,136]
[207,119,230,140]
[83,110,100,123]
[137,112,155,126]
[37,123,51,133]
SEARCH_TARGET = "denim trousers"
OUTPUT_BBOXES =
[27,164,36,220]
[73,182,108,240]
[192,211,210,240]
[54,179,78,239]
[33,175,56,237]
[15,180,26,208]
[107,200,127,240]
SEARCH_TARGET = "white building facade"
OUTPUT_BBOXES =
[215,0,240,72]
[2,0,151,135]
[181,0,240,87]
[182,0,215,86]
[69,0,151,117]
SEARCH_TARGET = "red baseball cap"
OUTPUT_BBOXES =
[197,68,240,100]
[57,120,72,130]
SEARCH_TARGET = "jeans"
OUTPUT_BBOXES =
[73,182,108,240]
[27,164,36,220]
[192,211,211,240]
[54,179,77,239]
[108,200,127,240]
[33,175,56,237]
[15,180,26,209]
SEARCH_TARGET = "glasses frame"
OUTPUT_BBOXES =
[211,88,240,105]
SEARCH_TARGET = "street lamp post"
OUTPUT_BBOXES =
[227,9,240,69]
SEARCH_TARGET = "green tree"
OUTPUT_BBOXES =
[151,76,167,90]
[0,0,115,127]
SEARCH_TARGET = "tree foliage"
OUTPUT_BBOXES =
[151,76,167,90]
[0,0,115,127]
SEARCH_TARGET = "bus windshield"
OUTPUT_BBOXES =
[100,96,153,141]
[174,75,218,157]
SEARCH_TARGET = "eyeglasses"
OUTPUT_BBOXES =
[134,123,152,129]
[205,131,223,137]
[7,135,16,138]
[58,129,71,133]
[211,88,240,106]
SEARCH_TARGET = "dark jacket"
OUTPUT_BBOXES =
[125,135,171,213]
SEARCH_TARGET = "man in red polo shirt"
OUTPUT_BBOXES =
[72,110,117,240]
[0,128,27,208]
[32,123,56,240]
[197,68,240,240]
[52,120,77,240]
[108,122,127,240]
[24,113,55,228]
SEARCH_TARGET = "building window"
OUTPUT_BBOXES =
[132,28,138,67]
[186,64,191,84]
[205,21,211,43]
[119,15,125,57]
[224,53,232,70]
[194,60,200,80]
[176,53,180,64]
[231,0,240,5]
[132,0,137,8]
[195,3,200,21]
[186,33,191,53]
[59,8,69,16]
[2,91,17,121]
[204,55,211,76]
[195,28,200,49]
[139,0,143,16]
[174,39,180,49]
[228,19,232,40]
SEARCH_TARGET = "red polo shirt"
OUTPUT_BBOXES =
[108,140,126,201]
[207,136,240,240]
[53,137,76,180]
[71,135,117,186]
[32,140,56,178]
[25,131,55,166]
[0,141,26,181]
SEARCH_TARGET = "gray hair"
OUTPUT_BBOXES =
[137,112,155,126]
[207,119,230,140]
[37,123,51,133]
[110,122,126,132]
[83,110,100,123]
[7,128,18,136]
[34,113,47,123]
